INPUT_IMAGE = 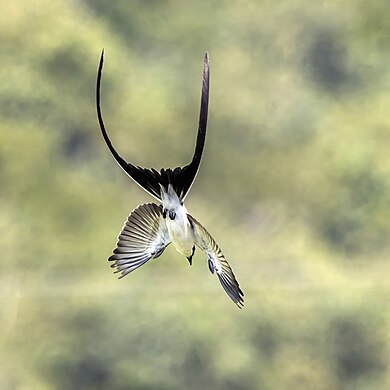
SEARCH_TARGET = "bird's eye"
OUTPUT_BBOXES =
[169,210,176,220]
[162,209,167,219]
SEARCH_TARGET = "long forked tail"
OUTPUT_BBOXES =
[96,50,131,172]
[96,50,210,201]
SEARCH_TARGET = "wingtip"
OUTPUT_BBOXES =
[237,288,245,308]
[234,296,245,309]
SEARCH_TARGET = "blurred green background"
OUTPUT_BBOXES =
[1,1,389,389]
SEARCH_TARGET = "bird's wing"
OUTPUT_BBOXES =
[109,203,171,278]
[96,50,210,202]
[187,215,244,308]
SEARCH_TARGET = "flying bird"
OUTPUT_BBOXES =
[96,50,244,307]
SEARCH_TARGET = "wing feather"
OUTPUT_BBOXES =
[109,203,171,278]
[187,215,244,308]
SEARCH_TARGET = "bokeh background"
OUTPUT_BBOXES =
[1,1,389,389]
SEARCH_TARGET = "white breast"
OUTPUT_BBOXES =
[166,208,194,257]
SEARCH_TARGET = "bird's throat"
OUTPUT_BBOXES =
[166,211,194,258]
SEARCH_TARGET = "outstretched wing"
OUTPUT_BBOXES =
[96,50,210,201]
[187,215,244,308]
[109,203,171,278]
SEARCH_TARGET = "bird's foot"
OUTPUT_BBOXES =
[186,246,196,265]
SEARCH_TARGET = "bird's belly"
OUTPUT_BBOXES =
[167,219,194,257]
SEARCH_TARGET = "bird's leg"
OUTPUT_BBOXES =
[186,245,196,265]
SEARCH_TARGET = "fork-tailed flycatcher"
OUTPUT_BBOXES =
[96,51,244,307]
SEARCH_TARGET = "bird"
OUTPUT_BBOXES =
[96,50,244,307]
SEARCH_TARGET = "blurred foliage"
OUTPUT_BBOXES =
[0,0,389,389]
